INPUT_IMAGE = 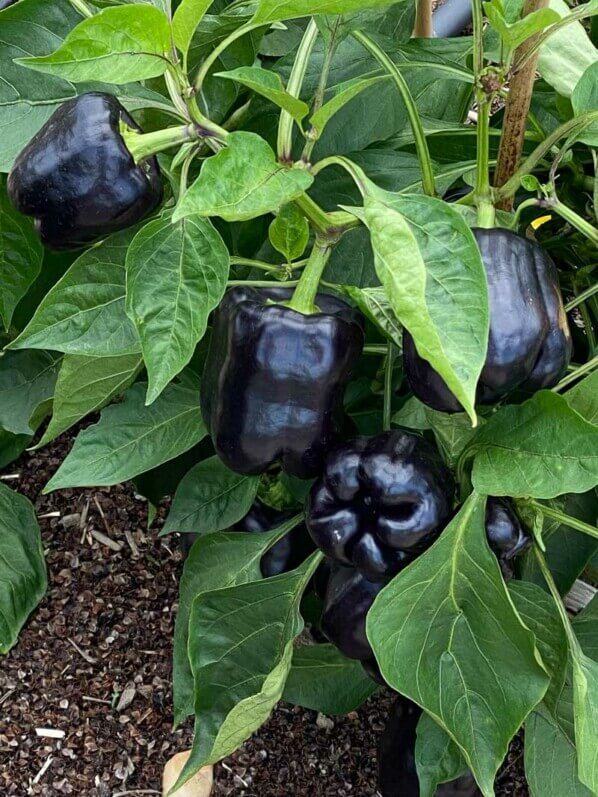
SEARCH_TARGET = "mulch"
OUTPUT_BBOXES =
[0,432,528,796]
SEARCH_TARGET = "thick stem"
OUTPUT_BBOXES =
[293,193,360,237]
[120,123,197,163]
[414,0,434,36]
[278,19,319,163]
[553,353,598,391]
[532,502,598,541]
[287,239,333,314]
[352,30,436,196]
[494,0,551,211]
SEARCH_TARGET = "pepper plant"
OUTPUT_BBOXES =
[1,0,598,794]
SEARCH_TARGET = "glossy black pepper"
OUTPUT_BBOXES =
[7,93,163,250]
[486,497,532,579]
[0,0,17,8]
[404,228,572,412]
[200,286,365,479]
[306,431,454,582]
[379,696,482,797]
[180,499,314,579]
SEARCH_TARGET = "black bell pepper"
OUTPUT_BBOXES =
[486,497,531,578]
[403,228,572,412]
[7,93,163,250]
[200,286,365,479]
[306,431,454,582]
[0,0,17,8]
[379,696,482,797]
[180,499,314,578]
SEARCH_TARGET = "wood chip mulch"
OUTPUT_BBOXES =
[0,431,528,796]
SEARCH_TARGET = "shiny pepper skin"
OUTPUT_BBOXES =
[404,228,572,412]
[0,0,17,8]
[200,286,365,479]
[306,431,454,582]
[486,497,532,578]
[180,499,314,579]
[7,93,163,250]
[379,696,482,797]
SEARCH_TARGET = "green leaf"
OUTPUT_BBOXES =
[415,712,468,797]
[268,203,310,262]
[15,6,173,84]
[252,0,409,24]
[44,381,206,491]
[484,0,559,50]
[173,519,302,725]
[425,410,482,469]
[469,392,598,499]
[362,191,488,424]
[566,370,598,425]
[367,493,549,797]
[176,554,321,790]
[282,643,378,714]
[571,647,598,792]
[572,62,598,147]
[36,353,142,448]
[392,396,431,431]
[0,350,61,435]
[163,455,260,535]
[0,484,47,654]
[337,285,402,349]
[0,429,31,470]
[0,177,43,330]
[310,75,390,136]
[573,594,598,659]
[126,216,229,405]
[173,131,313,222]
[173,0,213,57]
[9,226,141,357]
[525,711,594,797]
[537,0,598,98]
[216,66,310,123]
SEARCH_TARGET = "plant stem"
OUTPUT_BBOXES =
[532,502,598,541]
[549,200,598,246]
[363,345,389,355]
[194,21,264,93]
[227,279,300,288]
[287,238,333,314]
[311,155,370,195]
[294,193,360,237]
[517,3,598,74]
[495,111,598,201]
[553,353,598,391]
[494,0,550,211]
[69,0,93,17]
[302,20,339,162]
[383,344,397,431]
[414,0,434,36]
[278,19,319,163]
[565,283,598,312]
[231,257,307,273]
[352,30,436,196]
[120,123,197,163]
[533,545,580,651]
[472,0,495,227]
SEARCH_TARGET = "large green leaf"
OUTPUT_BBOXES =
[36,353,142,448]
[367,493,549,797]
[361,191,488,423]
[216,66,310,123]
[10,226,141,357]
[415,712,468,797]
[469,392,598,499]
[176,553,322,790]
[338,285,402,349]
[0,350,61,435]
[0,484,47,654]
[252,0,408,24]
[566,371,598,425]
[44,381,206,490]
[162,455,260,535]
[283,643,379,715]
[172,0,213,57]
[173,520,301,725]
[0,177,43,330]
[126,216,229,404]
[16,5,173,84]
[571,648,598,793]
[173,131,313,222]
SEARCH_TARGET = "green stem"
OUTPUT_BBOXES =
[352,30,436,197]
[472,0,495,227]
[383,344,397,431]
[301,20,339,162]
[194,21,264,93]
[227,279,300,288]
[549,200,598,246]
[495,111,598,201]
[533,545,583,655]
[294,193,360,238]
[532,502,598,541]
[231,257,307,273]
[287,238,333,314]
[120,123,197,163]
[311,156,369,195]
[278,19,319,163]
[363,344,389,355]
[553,353,598,391]
[565,282,598,312]
[69,0,93,17]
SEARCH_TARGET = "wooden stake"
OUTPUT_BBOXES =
[414,0,433,37]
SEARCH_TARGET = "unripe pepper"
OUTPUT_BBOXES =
[379,696,482,796]
[7,93,163,250]
[404,229,572,412]
[306,431,454,582]
[180,499,315,579]
[200,286,365,479]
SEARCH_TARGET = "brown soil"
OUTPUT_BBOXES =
[0,433,529,796]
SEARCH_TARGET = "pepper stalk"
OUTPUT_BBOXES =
[287,237,333,314]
